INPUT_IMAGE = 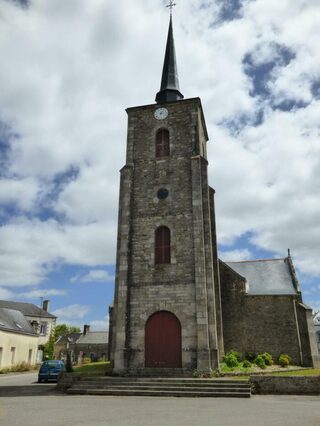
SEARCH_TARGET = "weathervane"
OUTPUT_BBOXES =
[166,0,176,16]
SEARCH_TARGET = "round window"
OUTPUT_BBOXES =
[157,188,169,200]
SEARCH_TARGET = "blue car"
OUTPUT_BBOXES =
[38,360,65,383]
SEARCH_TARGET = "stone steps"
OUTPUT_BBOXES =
[66,377,251,398]
[67,388,251,398]
[125,368,192,377]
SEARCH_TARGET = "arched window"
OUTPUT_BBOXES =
[156,129,169,158]
[155,226,171,264]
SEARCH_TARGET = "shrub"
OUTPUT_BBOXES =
[228,350,242,362]
[242,360,252,369]
[0,362,35,374]
[10,362,33,372]
[278,354,291,367]
[222,353,239,368]
[254,355,266,369]
[193,369,219,378]
[261,352,273,366]
[244,352,256,362]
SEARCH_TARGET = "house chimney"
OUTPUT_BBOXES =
[42,300,50,312]
[83,324,90,335]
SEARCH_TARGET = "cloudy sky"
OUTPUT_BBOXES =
[0,0,319,330]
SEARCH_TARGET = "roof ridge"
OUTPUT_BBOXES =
[226,258,286,263]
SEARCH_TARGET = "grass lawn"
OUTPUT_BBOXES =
[71,362,320,378]
[73,361,111,376]
[224,368,320,380]
[267,368,320,376]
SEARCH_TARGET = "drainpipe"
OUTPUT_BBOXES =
[292,298,303,365]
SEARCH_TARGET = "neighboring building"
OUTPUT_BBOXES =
[0,308,38,369]
[54,325,108,363]
[54,332,82,362]
[0,300,56,362]
[109,15,319,372]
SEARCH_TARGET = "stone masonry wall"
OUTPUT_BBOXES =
[111,98,220,371]
[250,375,320,395]
[219,261,303,365]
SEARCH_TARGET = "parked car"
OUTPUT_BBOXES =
[38,360,65,382]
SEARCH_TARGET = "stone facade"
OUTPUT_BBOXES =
[219,260,318,367]
[109,93,319,372]
[250,375,320,395]
[110,98,221,372]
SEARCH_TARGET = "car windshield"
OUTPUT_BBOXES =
[43,361,63,367]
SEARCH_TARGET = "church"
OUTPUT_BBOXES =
[108,12,318,373]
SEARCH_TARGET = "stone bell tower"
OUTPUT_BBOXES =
[109,12,223,373]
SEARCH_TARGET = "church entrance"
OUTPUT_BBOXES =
[145,311,182,368]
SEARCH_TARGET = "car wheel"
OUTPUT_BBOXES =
[38,378,42,383]
[44,379,48,383]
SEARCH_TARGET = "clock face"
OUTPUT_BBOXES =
[154,107,168,120]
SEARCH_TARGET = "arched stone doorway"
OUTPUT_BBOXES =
[145,311,182,368]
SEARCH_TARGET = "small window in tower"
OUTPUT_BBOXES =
[155,226,171,264]
[157,188,169,200]
[156,129,170,158]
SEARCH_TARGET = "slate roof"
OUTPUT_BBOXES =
[0,300,56,319]
[225,258,297,295]
[314,313,320,325]
[155,15,184,103]
[0,308,37,336]
[77,332,108,345]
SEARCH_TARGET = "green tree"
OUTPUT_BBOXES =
[43,333,55,360]
[54,324,81,341]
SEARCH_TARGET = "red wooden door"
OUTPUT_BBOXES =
[145,311,182,368]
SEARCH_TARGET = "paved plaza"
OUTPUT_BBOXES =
[0,373,319,426]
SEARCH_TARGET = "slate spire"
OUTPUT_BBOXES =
[155,15,184,104]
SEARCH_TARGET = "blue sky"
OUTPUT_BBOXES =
[0,0,319,329]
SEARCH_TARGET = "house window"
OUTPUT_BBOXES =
[155,226,171,264]
[0,347,3,368]
[28,349,32,364]
[10,347,15,365]
[156,129,169,158]
[40,322,47,336]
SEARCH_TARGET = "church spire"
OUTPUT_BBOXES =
[155,11,184,104]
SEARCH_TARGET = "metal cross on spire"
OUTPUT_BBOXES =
[166,0,176,16]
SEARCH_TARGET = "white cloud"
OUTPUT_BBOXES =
[71,270,114,284]
[220,249,252,262]
[0,217,116,286]
[0,287,15,300]
[0,178,39,211]
[0,0,319,295]
[17,288,67,299]
[52,304,90,320]
[89,316,109,331]
[54,164,118,224]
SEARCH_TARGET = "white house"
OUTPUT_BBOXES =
[0,300,56,363]
[0,308,38,369]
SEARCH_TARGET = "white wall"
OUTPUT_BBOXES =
[25,316,56,346]
[0,331,38,369]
